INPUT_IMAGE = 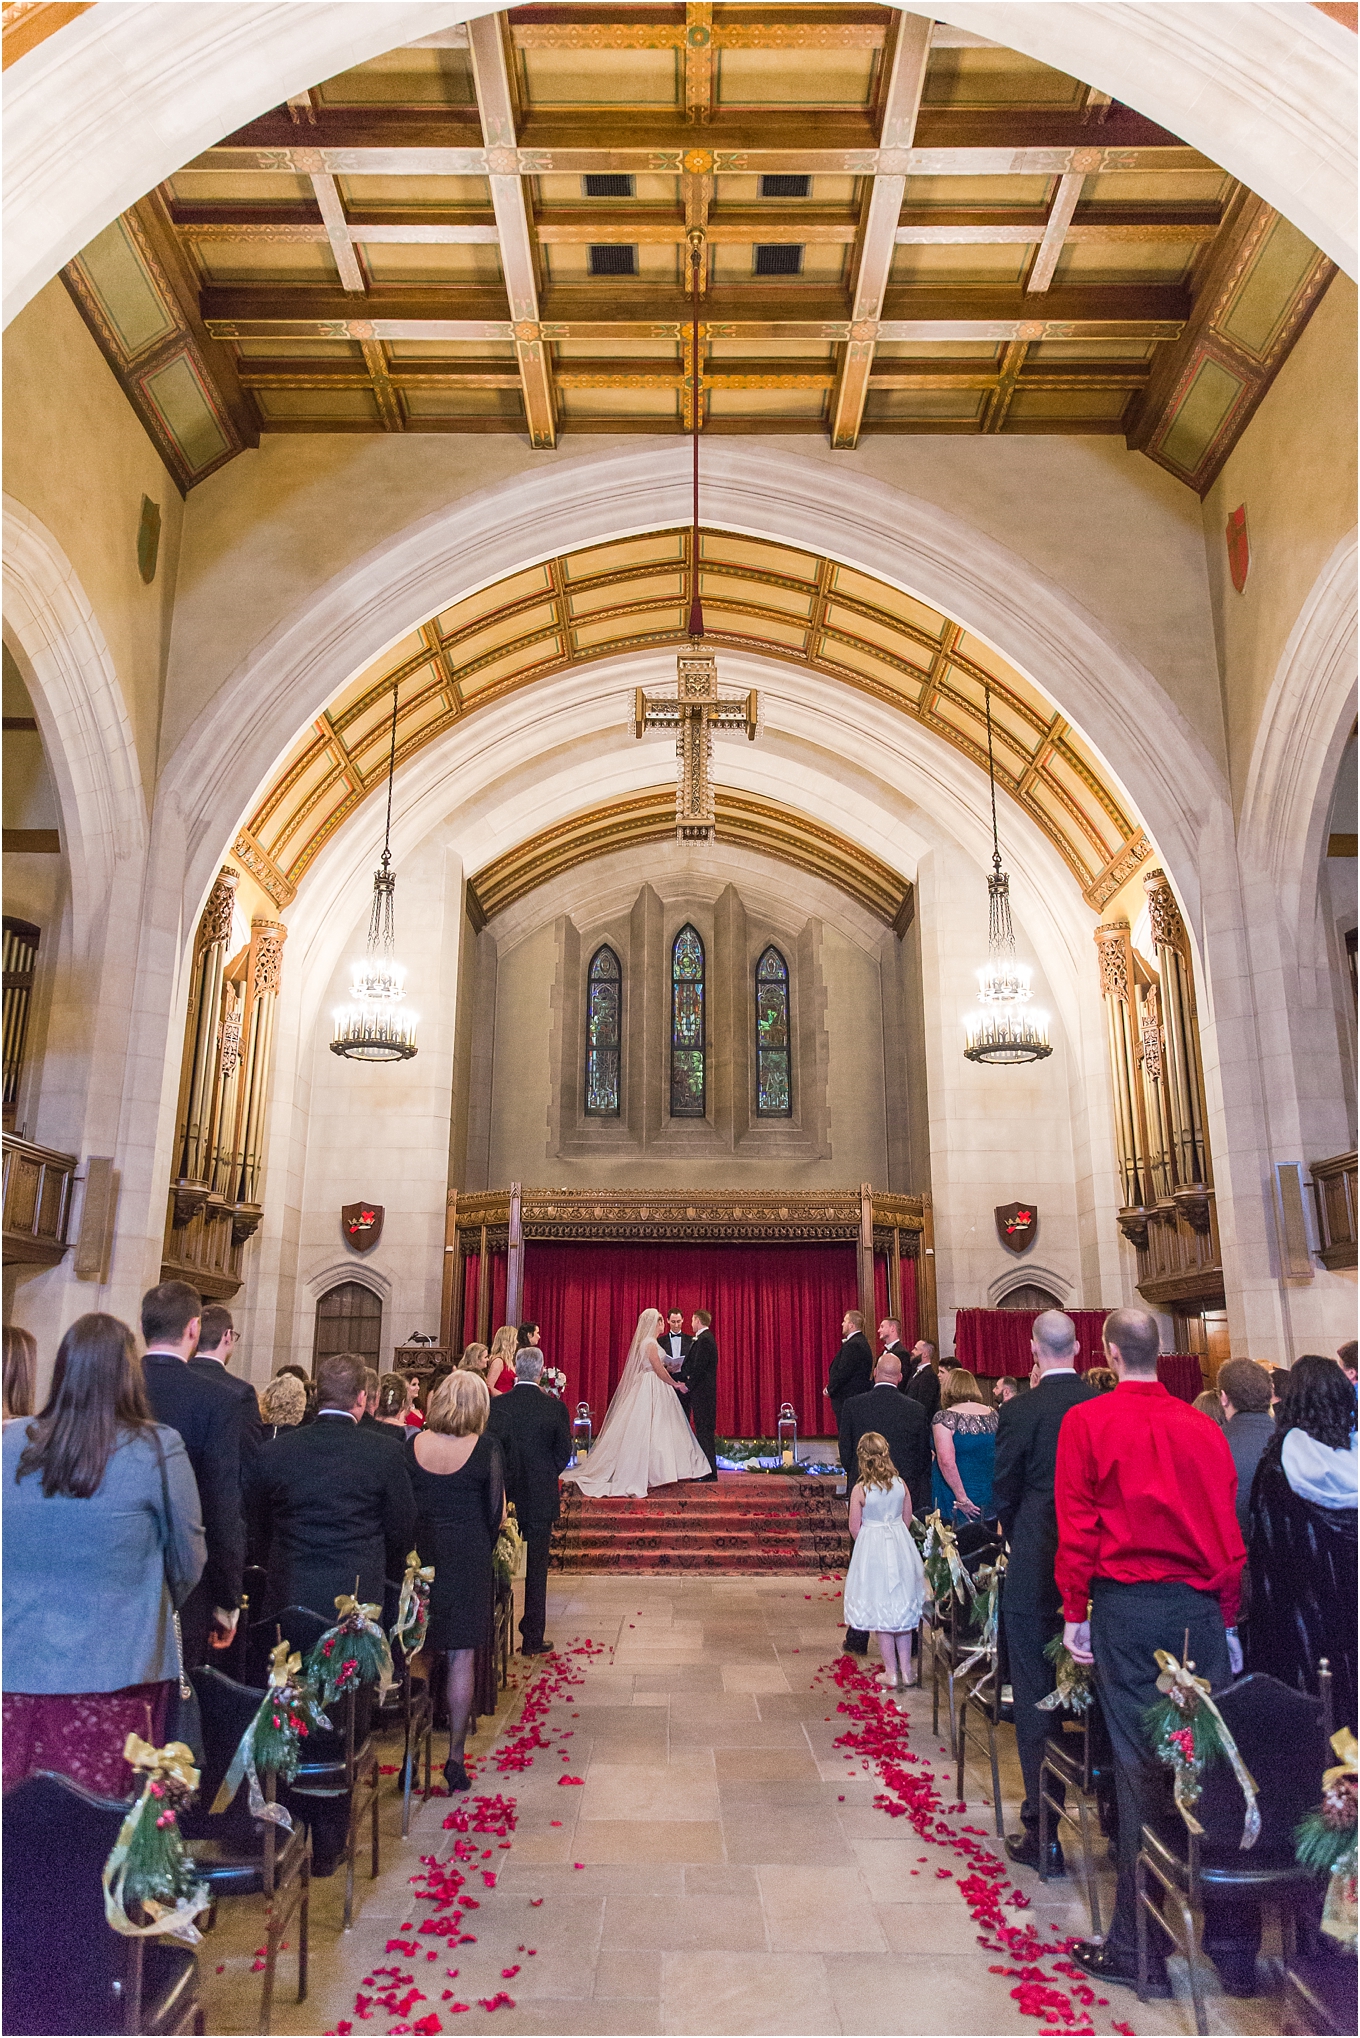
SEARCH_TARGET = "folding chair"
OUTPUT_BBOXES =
[1038,1703,1115,1937]
[955,1655,1010,1835]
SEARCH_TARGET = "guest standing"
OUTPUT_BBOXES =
[409,1371,506,1792]
[1338,1340,1357,1386]
[994,1375,1026,1408]
[1056,1306,1250,1998]
[1216,1359,1275,1538]
[486,1326,518,1395]
[825,1310,875,1445]
[1246,1352,1358,1727]
[371,1371,409,1435]
[275,1364,317,1422]
[3,1324,37,1421]
[991,1310,1095,1874]
[190,1304,264,1484]
[259,1372,307,1442]
[401,1374,426,1428]
[1082,1366,1118,1395]
[679,1310,720,1479]
[140,1280,245,1666]
[902,1338,942,1423]
[931,1369,999,1523]
[3,1314,205,1798]
[875,1316,914,1377]
[487,1348,571,1655]
[839,1354,931,1518]
[1192,1388,1228,1430]
[459,1342,490,1381]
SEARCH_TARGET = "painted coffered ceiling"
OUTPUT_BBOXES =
[234,523,1150,916]
[56,5,1335,494]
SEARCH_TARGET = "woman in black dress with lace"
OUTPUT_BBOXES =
[408,1370,505,1792]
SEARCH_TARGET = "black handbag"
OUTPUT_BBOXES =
[150,1429,205,1766]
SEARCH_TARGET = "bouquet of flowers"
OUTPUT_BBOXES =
[540,1367,567,1398]
[305,1590,395,1704]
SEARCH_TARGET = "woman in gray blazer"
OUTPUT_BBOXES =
[3,1313,205,1799]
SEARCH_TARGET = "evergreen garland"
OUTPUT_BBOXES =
[1036,1631,1094,1715]
[1142,1649,1259,1847]
[1296,1730,1358,1951]
[305,1593,394,1704]
[103,1736,210,1943]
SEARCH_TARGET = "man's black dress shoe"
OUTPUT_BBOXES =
[1004,1829,1065,1876]
[523,1641,555,1656]
[1214,1958,1260,1998]
[1069,1940,1171,2000]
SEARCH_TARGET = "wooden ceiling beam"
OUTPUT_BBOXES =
[309,170,366,292]
[830,11,929,450]
[509,18,889,50]
[685,0,714,122]
[468,11,557,448]
[1025,165,1086,293]
[235,355,1148,394]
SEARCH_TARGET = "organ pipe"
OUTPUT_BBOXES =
[175,868,237,1191]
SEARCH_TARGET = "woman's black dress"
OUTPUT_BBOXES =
[1246,1434,1357,1728]
[407,1431,505,1652]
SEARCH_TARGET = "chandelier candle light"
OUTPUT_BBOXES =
[963,686,1052,1066]
[331,681,419,1063]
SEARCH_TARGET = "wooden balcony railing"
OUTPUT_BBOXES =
[1311,1150,1358,1271]
[2,1135,76,1267]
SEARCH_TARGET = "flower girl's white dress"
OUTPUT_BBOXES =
[843,1477,927,1633]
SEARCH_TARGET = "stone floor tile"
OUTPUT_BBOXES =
[602,1892,769,1952]
[714,1746,822,1782]
[579,1760,720,1822]
[593,1947,663,1998]
[576,1818,726,1863]
[756,1863,886,1952]
[660,1949,838,2035]
[722,1663,792,1693]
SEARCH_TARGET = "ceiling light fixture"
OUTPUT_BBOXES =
[331,681,419,1063]
[963,685,1052,1066]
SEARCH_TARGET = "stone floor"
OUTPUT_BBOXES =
[197,1574,1291,2037]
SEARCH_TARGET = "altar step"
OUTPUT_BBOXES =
[550,1472,851,1574]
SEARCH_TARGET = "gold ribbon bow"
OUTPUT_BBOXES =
[1324,1727,1359,1795]
[211,1645,314,1830]
[268,1640,303,1689]
[1153,1650,1261,1849]
[334,1592,383,1623]
[103,1736,209,1945]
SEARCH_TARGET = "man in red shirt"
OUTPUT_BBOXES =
[1055,1307,1251,1997]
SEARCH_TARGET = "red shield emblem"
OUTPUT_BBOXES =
[995,1202,1037,1255]
[1226,505,1250,594]
[342,1202,384,1253]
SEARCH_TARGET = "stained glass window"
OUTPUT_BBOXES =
[756,945,792,1117]
[670,924,706,1117]
[584,945,621,1116]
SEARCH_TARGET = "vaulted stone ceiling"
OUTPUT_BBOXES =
[60,5,1335,493]
[233,524,1149,916]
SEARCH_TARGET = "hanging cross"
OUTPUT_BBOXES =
[634,647,757,841]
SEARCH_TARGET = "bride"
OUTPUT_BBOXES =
[562,1307,712,1498]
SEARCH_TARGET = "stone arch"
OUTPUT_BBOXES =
[5,0,1353,333]
[986,1264,1074,1309]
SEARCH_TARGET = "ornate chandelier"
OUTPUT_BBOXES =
[330,682,418,1063]
[963,686,1052,1067]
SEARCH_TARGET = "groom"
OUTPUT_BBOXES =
[679,1310,719,1480]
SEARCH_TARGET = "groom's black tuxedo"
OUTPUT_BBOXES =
[679,1329,719,1477]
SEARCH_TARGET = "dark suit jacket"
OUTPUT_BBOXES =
[487,1385,572,1526]
[839,1384,931,1513]
[142,1351,246,1614]
[679,1330,719,1429]
[898,1354,941,1424]
[246,1411,416,1619]
[827,1332,875,1417]
[188,1356,264,1486]
[992,1370,1096,1620]
[661,1331,693,1372]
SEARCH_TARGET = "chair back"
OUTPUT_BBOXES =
[1196,1673,1326,1864]
[179,1666,268,1845]
[249,1605,374,1780]
[2,1772,127,2034]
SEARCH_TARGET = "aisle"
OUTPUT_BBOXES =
[199,1575,1284,2037]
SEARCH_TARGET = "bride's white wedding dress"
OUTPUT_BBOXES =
[562,1308,712,1498]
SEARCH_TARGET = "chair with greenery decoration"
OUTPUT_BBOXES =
[1135,1671,1328,2034]
[246,1607,381,1931]
[922,1529,1001,1754]
[2,1771,203,2036]
[179,1667,310,2034]
[393,1641,434,1839]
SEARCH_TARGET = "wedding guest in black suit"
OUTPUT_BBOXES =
[246,1349,415,1629]
[189,1304,264,1485]
[991,1309,1096,1873]
[902,1338,942,1423]
[876,1317,914,1382]
[140,1280,245,1667]
[661,1308,692,1376]
[679,1310,719,1478]
[839,1354,931,1516]
[487,1348,572,1654]
[825,1310,875,1441]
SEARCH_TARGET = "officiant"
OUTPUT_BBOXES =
[661,1309,691,1375]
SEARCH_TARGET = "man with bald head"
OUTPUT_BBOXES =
[838,1351,932,1656]
[991,1309,1096,1874]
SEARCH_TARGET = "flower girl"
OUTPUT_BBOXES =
[843,1431,927,1690]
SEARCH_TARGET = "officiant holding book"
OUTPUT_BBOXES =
[679,1311,719,1480]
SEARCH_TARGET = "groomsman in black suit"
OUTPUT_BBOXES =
[189,1304,264,1485]
[991,1309,1096,1872]
[824,1309,875,1446]
[661,1308,692,1375]
[902,1337,942,1423]
[679,1311,719,1479]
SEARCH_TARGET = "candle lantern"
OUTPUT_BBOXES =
[777,1403,799,1467]
[572,1401,593,1462]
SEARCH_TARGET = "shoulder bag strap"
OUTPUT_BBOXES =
[149,1427,192,1703]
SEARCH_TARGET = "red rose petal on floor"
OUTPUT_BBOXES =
[530,1897,543,1906]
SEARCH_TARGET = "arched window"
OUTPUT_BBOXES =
[312,1280,383,1371]
[755,945,792,1116]
[670,924,706,1117]
[584,944,622,1116]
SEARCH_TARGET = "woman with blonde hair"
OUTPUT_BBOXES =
[459,1341,490,1379]
[486,1325,518,1396]
[408,1368,506,1793]
[931,1367,999,1525]
[3,1324,37,1421]
[258,1371,306,1440]
[843,1431,926,1692]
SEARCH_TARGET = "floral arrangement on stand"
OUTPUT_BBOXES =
[212,1639,331,1828]
[305,1590,395,1705]
[493,1507,527,1587]
[714,1437,839,1475]
[1142,1647,1260,1846]
[102,1734,210,1943]
[1296,1728,1358,1949]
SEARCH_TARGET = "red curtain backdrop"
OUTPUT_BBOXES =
[459,1251,507,1352]
[522,1241,859,1437]
[953,1309,1203,1402]
[871,1254,917,1348]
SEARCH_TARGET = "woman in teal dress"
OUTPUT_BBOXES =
[930,1369,999,1523]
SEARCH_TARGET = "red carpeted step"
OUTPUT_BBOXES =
[551,1473,851,1574]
